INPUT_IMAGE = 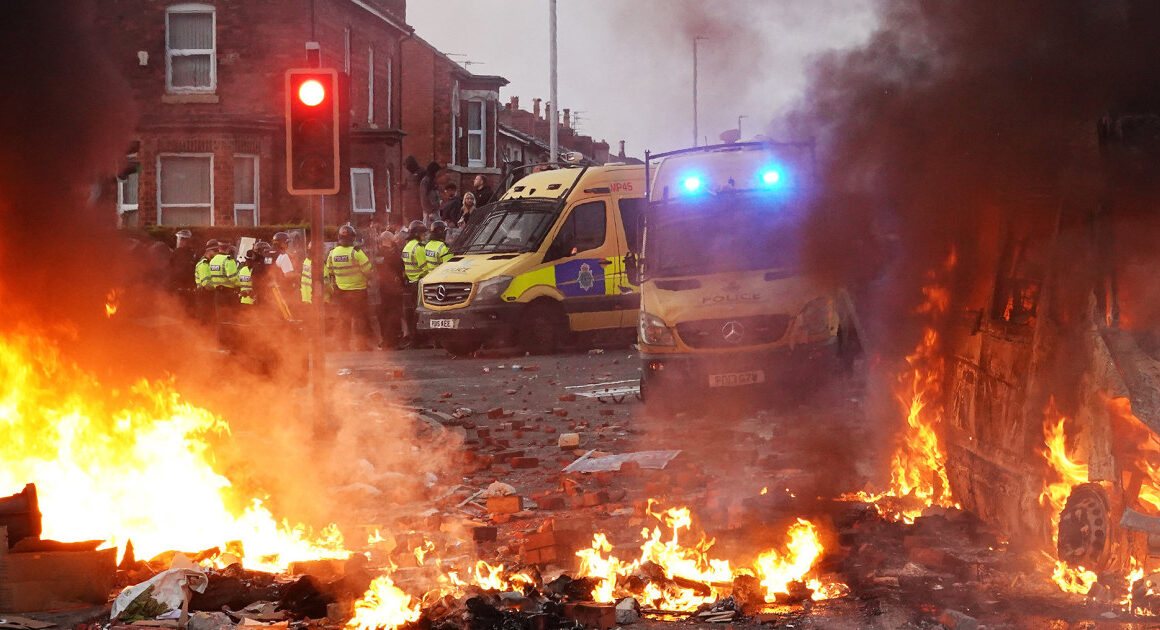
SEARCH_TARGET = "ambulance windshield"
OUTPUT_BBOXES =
[648,195,803,278]
[455,198,559,254]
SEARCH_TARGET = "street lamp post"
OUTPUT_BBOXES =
[693,36,708,147]
[549,0,559,162]
[738,115,748,140]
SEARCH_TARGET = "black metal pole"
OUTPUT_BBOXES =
[311,194,327,435]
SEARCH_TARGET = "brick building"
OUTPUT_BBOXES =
[100,0,410,230]
[400,35,507,217]
[497,97,612,174]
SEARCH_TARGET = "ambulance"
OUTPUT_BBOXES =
[629,142,860,403]
[416,164,647,356]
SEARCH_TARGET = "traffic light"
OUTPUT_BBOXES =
[285,68,340,195]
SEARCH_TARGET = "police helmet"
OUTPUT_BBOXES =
[255,240,272,254]
[338,224,357,246]
[408,220,428,236]
[205,239,220,252]
[244,249,260,264]
[272,232,290,248]
[430,220,448,240]
[176,229,192,240]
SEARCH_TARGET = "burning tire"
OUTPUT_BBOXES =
[1057,482,1113,571]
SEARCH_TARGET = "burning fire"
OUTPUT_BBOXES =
[105,289,119,317]
[849,256,958,522]
[0,329,347,572]
[346,502,844,630]
[1037,401,1100,594]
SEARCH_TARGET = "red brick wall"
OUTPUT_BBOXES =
[96,0,405,227]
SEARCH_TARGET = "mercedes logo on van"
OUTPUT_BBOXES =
[435,285,447,302]
[722,321,744,344]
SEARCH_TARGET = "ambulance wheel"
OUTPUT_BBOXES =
[441,336,483,358]
[521,301,566,354]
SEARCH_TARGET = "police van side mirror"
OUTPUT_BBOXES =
[625,251,641,285]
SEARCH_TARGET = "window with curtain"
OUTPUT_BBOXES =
[118,170,139,228]
[351,168,375,214]
[234,155,258,226]
[166,5,216,92]
[467,101,485,166]
[159,155,213,225]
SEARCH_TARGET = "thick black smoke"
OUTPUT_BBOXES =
[0,1,135,334]
[783,1,1160,357]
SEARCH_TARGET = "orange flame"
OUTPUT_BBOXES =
[346,575,422,630]
[848,256,958,521]
[0,330,347,572]
[1037,401,1099,595]
[105,289,119,317]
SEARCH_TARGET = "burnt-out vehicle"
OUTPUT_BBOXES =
[943,114,1160,575]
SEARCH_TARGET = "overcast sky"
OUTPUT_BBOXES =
[407,0,878,158]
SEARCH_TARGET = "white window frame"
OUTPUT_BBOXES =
[386,56,393,127]
[165,3,217,94]
[157,152,215,226]
[350,168,375,214]
[117,169,139,215]
[233,154,259,226]
[367,47,375,125]
[383,168,392,219]
[466,100,486,167]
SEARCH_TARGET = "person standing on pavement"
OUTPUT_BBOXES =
[471,174,494,207]
[424,221,453,274]
[458,192,478,229]
[194,239,217,324]
[400,220,429,348]
[208,240,239,316]
[169,229,198,315]
[438,183,463,225]
[376,229,407,349]
[325,225,374,350]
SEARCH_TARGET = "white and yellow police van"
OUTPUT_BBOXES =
[417,164,646,356]
[629,141,860,403]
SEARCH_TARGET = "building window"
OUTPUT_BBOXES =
[166,4,216,93]
[158,154,213,226]
[118,169,140,228]
[467,101,485,167]
[233,155,258,226]
[367,47,375,125]
[351,168,375,214]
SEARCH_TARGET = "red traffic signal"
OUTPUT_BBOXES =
[285,69,339,195]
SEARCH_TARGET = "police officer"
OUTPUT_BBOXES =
[238,249,260,306]
[424,221,453,274]
[400,220,428,348]
[194,240,218,323]
[208,240,240,327]
[271,232,296,291]
[325,225,374,350]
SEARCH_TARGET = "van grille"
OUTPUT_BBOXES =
[423,282,473,307]
[676,314,792,349]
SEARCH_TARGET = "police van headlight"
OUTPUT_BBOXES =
[639,312,676,346]
[474,276,514,303]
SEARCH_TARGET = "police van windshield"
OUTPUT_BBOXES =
[455,198,560,255]
[648,195,803,278]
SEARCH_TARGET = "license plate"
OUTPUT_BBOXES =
[708,370,765,387]
[429,318,459,329]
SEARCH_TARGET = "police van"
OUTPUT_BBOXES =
[628,142,860,402]
[417,164,647,356]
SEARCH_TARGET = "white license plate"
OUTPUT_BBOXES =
[429,318,459,329]
[708,370,765,387]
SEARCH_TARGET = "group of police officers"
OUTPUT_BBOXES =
[186,219,457,350]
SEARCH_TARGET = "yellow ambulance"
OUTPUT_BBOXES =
[417,164,647,356]
[629,142,860,403]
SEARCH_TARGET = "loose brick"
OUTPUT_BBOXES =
[487,495,523,515]
[552,408,569,417]
[557,393,577,402]
[487,407,507,419]
[558,433,581,449]
[472,526,498,543]
[512,457,540,469]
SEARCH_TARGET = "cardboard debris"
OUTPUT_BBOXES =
[112,568,209,622]
[562,450,681,474]
[0,547,116,613]
[0,616,54,630]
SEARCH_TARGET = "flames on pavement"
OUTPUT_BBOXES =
[848,256,959,522]
[0,329,347,572]
[345,501,845,630]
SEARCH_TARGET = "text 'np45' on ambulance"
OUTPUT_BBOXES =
[628,141,861,404]
[417,163,646,356]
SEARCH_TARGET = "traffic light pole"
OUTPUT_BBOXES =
[310,194,328,436]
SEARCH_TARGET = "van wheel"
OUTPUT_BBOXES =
[521,301,566,354]
[441,336,483,358]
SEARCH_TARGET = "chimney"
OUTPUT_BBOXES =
[533,98,541,118]
[563,108,571,128]
[510,96,519,111]
[618,140,626,159]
